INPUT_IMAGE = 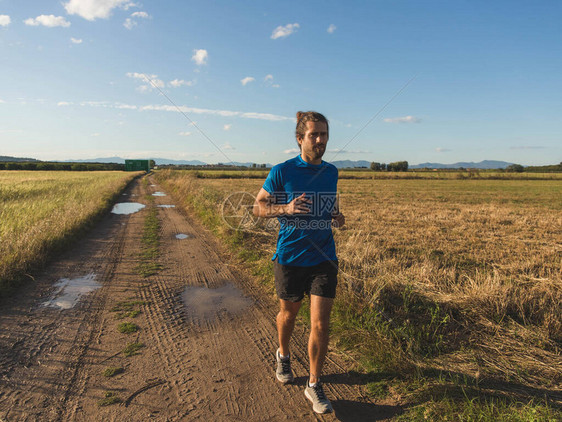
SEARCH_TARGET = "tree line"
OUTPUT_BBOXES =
[370,161,409,172]
[0,162,125,171]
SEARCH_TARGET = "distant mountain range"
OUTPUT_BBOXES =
[1,155,517,169]
[409,160,515,169]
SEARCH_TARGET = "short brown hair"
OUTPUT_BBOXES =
[295,111,329,144]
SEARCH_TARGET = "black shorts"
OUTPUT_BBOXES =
[274,259,338,302]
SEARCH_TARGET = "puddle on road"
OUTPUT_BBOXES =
[150,184,157,187]
[152,192,166,197]
[181,283,252,320]
[158,205,175,208]
[176,233,189,239]
[42,273,101,310]
[111,202,146,215]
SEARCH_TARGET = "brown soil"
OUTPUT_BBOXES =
[0,177,399,421]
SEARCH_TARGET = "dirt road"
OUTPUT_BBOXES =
[0,177,395,421]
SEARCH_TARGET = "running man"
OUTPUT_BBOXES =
[253,111,345,414]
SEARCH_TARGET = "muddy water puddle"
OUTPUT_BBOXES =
[42,273,101,310]
[176,234,189,239]
[158,204,175,208]
[152,192,166,197]
[111,202,146,215]
[181,283,252,321]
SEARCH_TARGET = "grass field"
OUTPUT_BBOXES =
[155,169,562,420]
[187,168,562,180]
[0,171,139,294]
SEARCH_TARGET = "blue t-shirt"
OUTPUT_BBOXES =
[262,155,338,267]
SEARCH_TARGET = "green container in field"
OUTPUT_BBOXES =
[125,159,151,172]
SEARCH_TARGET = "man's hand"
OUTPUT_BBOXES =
[254,189,312,217]
[331,212,345,228]
[286,193,312,215]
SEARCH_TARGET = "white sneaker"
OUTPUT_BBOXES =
[305,382,333,414]
[275,348,294,384]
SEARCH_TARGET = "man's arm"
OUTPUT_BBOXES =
[253,188,311,218]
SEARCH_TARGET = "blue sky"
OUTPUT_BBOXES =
[1,0,561,165]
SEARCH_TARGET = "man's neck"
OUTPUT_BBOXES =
[300,153,322,166]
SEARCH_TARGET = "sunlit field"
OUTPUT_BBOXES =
[0,171,139,293]
[156,169,562,419]
[185,168,562,180]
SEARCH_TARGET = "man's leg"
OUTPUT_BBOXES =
[277,299,302,356]
[308,295,334,384]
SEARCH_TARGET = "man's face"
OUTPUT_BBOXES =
[298,121,329,161]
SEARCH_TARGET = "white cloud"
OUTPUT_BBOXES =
[192,49,208,66]
[139,104,292,121]
[72,99,293,122]
[435,147,451,152]
[223,124,232,131]
[169,79,193,88]
[126,72,164,89]
[57,101,72,106]
[0,15,11,27]
[114,103,137,109]
[241,77,255,86]
[91,133,100,137]
[0,99,6,103]
[383,115,421,124]
[79,100,110,107]
[179,131,192,136]
[123,18,136,29]
[264,74,279,88]
[24,15,71,28]
[124,11,149,29]
[131,11,149,18]
[327,24,336,34]
[271,23,299,39]
[70,37,83,44]
[222,142,235,150]
[284,148,300,154]
[64,0,136,21]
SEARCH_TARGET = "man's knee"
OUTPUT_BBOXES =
[310,318,330,335]
[279,308,298,322]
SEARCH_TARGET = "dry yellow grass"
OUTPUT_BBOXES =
[0,171,138,291]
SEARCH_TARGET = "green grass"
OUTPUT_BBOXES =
[102,367,124,377]
[135,207,163,277]
[398,396,559,421]
[111,300,146,319]
[98,391,122,406]
[117,322,139,334]
[123,342,144,357]
[0,171,140,296]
